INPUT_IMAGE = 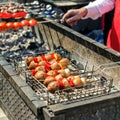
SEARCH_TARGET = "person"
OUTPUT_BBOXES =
[103,9,114,45]
[62,0,120,52]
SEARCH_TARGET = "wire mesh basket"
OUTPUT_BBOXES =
[12,51,118,105]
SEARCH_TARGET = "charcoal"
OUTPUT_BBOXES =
[27,42,39,50]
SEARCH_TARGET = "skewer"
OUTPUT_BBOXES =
[38,19,63,24]
[38,20,56,24]
[84,61,88,73]
[90,65,94,78]
[61,19,65,24]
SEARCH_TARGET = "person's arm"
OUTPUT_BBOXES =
[84,0,115,19]
[62,7,88,26]
[62,0,115,26]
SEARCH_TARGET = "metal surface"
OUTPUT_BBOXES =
[0,72,38,120]
[43,0,91,7]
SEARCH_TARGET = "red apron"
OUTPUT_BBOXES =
[107,0,120,52]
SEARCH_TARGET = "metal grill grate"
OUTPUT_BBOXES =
[1,19,117,106]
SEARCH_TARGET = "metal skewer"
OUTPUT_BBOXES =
[38,19,63,24]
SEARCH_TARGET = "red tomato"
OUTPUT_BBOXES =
[12,11,27,19]
[20,11,27,18]
[6,22,14,29]
[0,22,6,32]
[29,19,38,27]
[2,12,12,19]
[13,22,22,30]
[0,13,3,18]
[21,19,29,27]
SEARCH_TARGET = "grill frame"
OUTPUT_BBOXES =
[0,18,120,120]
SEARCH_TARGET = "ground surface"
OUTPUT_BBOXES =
[0,107,9,120]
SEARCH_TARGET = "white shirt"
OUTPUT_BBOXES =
[84,0,115,19]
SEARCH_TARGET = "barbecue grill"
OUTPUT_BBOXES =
[0,3,120,120]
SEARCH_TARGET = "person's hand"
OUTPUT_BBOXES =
[62,7,88,26]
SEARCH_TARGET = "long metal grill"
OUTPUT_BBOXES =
[0,16,119,106]
[1,2,120,120]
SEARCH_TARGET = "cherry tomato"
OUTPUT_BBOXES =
[21,19,29,27]
[0,22,6,32]
[6,22,14,29]
[13,22,22,30]
[29,19,38,27]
